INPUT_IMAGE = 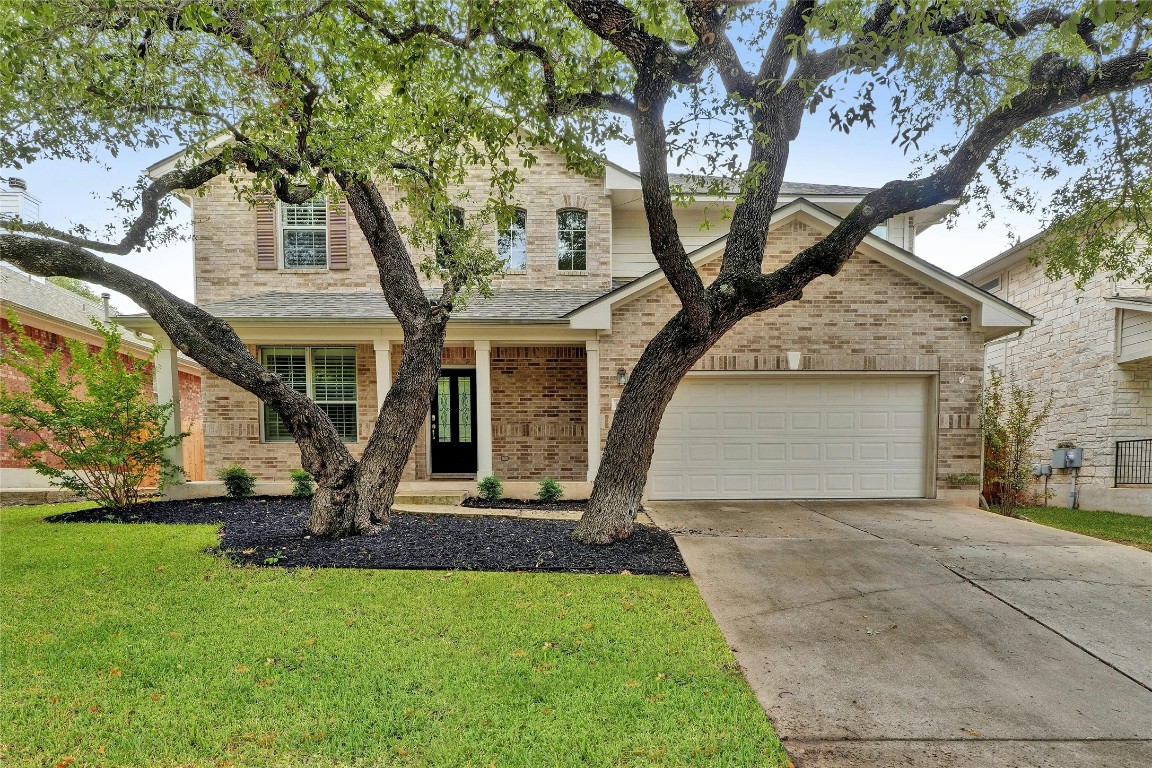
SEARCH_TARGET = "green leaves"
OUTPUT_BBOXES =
[0,314,185,508]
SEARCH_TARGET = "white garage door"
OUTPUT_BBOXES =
[649,376,933,500]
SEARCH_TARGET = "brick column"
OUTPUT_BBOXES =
[586,339,600,482]
[153,337,184,480]
[373,339,391,411]
[474,340,493,480]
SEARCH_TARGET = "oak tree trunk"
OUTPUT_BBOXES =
[572,314,727,544]
[353,317,449,526]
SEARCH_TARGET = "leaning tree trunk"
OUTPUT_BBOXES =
[572,313,727,544]
[350,316,449,526]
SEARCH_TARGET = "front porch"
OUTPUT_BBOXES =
[147,321,608,488]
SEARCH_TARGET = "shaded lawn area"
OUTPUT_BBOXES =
[1018,506,1152,551]
[1,503,785,768]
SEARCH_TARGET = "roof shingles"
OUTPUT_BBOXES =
[185,289,608,322]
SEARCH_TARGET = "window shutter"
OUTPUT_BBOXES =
[256,197,277,270]
[328,199,349,270]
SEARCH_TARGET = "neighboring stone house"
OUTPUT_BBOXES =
[120,153,1030,505]
[964,239,1151,515]
[0,266,205,494]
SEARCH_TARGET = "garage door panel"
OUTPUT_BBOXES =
[649,376,932,500]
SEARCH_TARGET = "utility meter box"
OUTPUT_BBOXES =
[1052,447,1083,469]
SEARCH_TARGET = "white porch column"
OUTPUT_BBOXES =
[586,339,601,482]
[373,340,392,411]
[474,340,493,480]
[153,337,184,480]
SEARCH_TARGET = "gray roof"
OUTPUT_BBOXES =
[186,289,609,322]
[667,173,875,196]
[1,265,201,367]
[1,264,113,328]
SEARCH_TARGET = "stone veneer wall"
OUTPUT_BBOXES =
[192,147,612,305]
[597,219,987,490]
[987,261,1152,506]
[201,344,377,481]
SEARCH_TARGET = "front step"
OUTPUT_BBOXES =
[393,492,467,506]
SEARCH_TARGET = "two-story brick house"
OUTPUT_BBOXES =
[122,152,1031,505]
[964,237,1151,515]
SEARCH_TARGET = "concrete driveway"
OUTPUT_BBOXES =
[647,500,1152,767]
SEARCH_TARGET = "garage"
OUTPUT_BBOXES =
[647,375,935,500]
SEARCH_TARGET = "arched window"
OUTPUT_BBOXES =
[556,209,587,271]
[498,207,528,271]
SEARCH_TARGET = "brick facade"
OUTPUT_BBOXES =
[982,257,1152,508]
[0,315,203,472]
[204,343,587,483]
[597,220,987,490]
[192,148,611,305]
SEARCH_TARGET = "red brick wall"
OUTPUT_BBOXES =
[491,346,587,481]
[1,316,203,471]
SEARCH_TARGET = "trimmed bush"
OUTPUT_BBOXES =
[218,464,256,499]
[536,477,563,503]
[477,475,503,503]
[290,468,315,498]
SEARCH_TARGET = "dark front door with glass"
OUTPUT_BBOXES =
[430,370,477,475]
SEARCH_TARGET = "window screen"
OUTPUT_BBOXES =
[281,196,328,269]
[261,347,357,442]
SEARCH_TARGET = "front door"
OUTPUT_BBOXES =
[430,370,478,475]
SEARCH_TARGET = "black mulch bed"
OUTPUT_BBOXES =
[47,496,686,575]
[461,497,588,511]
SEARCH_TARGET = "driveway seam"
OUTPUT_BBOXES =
[941,564,1152,695]
[790,500,885,540]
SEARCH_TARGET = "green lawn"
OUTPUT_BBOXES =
[1018,506,1152,551]
[0,503,785,768]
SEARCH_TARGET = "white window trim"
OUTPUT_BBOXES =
[279,196,329,270]
[497,206,529,273]
[260,346,358,443]
[556,208,588,272]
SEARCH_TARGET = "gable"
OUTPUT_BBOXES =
[567,200,1032,340]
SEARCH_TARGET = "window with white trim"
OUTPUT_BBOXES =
[280,196,328,269]
[261,347,357,442]
[498,207,528,271]
[556,208,587,271]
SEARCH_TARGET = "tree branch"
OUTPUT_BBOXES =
[744,48,1152,314]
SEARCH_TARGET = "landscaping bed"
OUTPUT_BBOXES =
[48,496,686,574]
[461,496,588,511]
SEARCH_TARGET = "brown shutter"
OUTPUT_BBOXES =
[255,196,277,270]
[328,198,349,270]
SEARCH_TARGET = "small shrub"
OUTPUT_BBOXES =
[945,472,980,487]
[0,315,185,509]
[290,468,315,498]
[477,475,503,503]
[536,477,563,503]
[218,464,256,498]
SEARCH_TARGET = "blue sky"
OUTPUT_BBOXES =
[6,108,1046,314]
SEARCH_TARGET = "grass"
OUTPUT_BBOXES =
[1017,505,1152,551]
[0,503,785,768]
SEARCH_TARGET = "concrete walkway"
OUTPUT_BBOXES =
[647,500,1152,767]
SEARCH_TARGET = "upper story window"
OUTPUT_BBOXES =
[436,206,466,267]
[261,346,358,443]
[556,208,587,271]
[871,221,889,240]
[498,207,528,271]
[281,196,328,269]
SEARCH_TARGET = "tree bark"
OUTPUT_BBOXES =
[351,316,448,526]
[571,312,724,544]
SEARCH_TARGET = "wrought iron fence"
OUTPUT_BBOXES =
[1115,439,1152,485]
